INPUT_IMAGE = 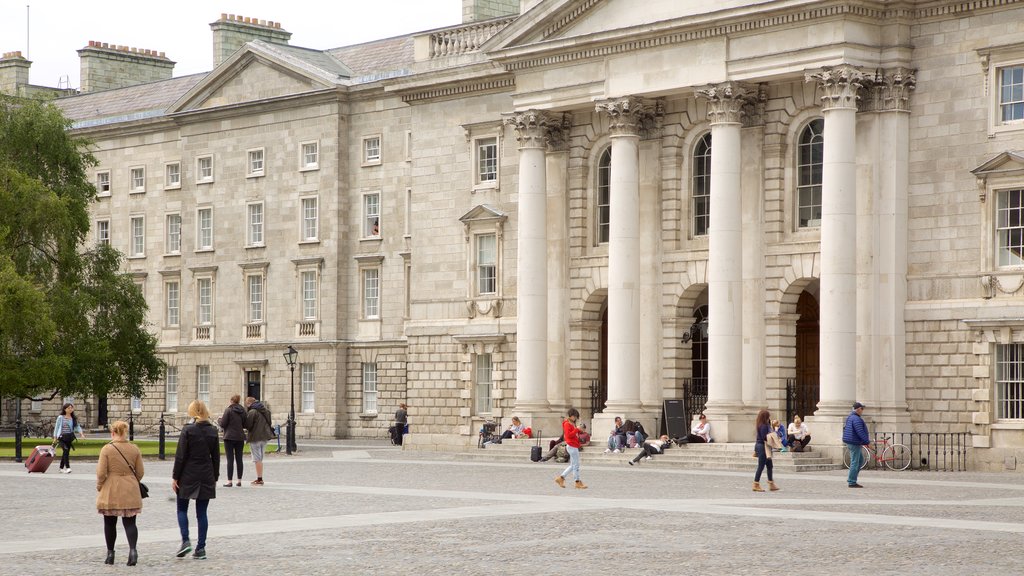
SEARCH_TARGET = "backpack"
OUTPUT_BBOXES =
[555,444,569,463]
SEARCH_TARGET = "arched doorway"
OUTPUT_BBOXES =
[790,290,820,420]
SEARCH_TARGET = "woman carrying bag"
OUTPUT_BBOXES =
[53,402,86,473]
[96,420,144,566]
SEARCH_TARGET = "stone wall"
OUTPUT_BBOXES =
[77,43,173,93]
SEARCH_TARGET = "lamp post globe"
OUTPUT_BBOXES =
[283,345,298,454]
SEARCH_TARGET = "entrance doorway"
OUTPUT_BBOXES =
[246,370,262,401]
[790,290,820,420]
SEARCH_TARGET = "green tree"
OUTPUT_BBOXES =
[0,96,163,401]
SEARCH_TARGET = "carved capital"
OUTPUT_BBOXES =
[696,82,757,125]
[595,96,657,137]
[806,65,866,111]
[865,67,916,112]
[503,110,555,150]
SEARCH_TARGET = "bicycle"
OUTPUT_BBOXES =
[843,436,911,471]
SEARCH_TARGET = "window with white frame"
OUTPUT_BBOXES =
[197,155,214,183]
[301,141,319,170]
[301,197,318,241]
[165,162,180,189]
[30,398,42,412]
[248,274,264,323]
[997,188,1024,266]
[197,207,213,250]
[197,277,213,325]
[363,268,380,319]
[165,366,178,412]
[363,135,381,165]
[364,192,380,237]
[130,216,145,257]
[475,137,498,186]
[247,203,264,246]
[129,167,145,193]
[302,270,318,320]
[96,220,110,246]
[797,119,824,228]
[301,363,315,412]
[476,233,496,295]
[166,281,180,326]
[96,170,111,195]
[692,133,711,237]
[597,148,611,244]
[996,343,1024,419]
[362,363,377,413]
[1000,65,1024,124]
[166,213,181,254]
[197,365,210,404]
[247,148,265,177]
[475,353,493,415]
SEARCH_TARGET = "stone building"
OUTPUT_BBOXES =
[4,0,1024,471]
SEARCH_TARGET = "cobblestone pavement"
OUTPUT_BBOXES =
[2,440,1023,575]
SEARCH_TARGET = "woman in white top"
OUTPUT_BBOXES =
[679,414,712,444]
[786,416,811,452]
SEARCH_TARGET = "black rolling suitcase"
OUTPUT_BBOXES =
[530,430,543,462]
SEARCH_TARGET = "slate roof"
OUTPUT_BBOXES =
[55,74,205,126]
[326,35,415,82]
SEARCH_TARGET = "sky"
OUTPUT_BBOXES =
[0,0,463,89]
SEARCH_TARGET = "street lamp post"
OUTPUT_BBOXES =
[283,345,298,455]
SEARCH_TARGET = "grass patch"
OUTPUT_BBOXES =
[0,439,254,459]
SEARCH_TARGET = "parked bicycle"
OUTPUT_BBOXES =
[843,436,911,471]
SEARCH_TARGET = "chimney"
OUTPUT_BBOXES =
[210,14,292,68]
[0,51,31,96]
[77,42,174,93]
[462,0,519,23]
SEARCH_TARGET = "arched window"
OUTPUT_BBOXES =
[597,148,611,244]
[797,119,824,228]
[692,133,712,236]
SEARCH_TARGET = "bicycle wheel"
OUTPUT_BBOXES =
[883,443,911,471]
[844,445,869,469]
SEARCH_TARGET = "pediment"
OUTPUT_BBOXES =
[972,150,1024,182]
[459,204,507,224]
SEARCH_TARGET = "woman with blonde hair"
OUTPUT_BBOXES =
[96,420,144,566]
[172,400,220,560]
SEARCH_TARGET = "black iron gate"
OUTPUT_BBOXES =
[681,378,707,423]
[785,377,819,423]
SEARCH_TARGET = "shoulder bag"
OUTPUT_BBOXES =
[111,443,149,499]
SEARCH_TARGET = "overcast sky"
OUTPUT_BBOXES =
[0,0,463,89]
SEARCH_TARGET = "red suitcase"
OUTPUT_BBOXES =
[25,445,55,473]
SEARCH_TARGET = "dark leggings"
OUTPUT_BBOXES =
[787,434,811,449]
[59,441,72,469]
[103,515,138,550]
[631,444,661,463]
[754,442,773,482]
[224,439,244,481]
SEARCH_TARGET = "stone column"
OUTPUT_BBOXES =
[806,65,864,420]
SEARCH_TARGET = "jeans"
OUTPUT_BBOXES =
[223,439,244,481]
[607,435,625,450]
[177,498,210,549]
[846,442,864,485]
[754,443,773,482]
[560,446,581,481]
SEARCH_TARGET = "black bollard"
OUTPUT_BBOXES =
[158,415,166,460]
[14,399,23,463]
[129,412,135,441]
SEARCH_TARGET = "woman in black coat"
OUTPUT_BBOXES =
[218,395,247,487]
[171,400,220,560]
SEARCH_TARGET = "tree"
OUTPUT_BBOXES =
[0,96,164,401]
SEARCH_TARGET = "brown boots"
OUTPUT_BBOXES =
[555,476,565,488]
[753,481,780,492]
[752,482,765,492]
[575,480,588,489]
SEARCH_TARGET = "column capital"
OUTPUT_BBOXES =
[503,109,558,150]
[595,96,660,138]
[805,65,866,111]
[696,82,757,125]
[863,67,917,113]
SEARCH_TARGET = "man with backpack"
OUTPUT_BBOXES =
[244,397,275,486]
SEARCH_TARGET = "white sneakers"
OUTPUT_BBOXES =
[61,468,71,474]
[604,448,611,453]
[613,449,621,454]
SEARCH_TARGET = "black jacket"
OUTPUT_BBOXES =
[218,403,246,442]
[172,420,220,500]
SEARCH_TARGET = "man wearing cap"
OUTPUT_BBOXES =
[842,402,870,488]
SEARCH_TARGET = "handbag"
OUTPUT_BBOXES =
[111,443,149,499]
[765,431,782,459]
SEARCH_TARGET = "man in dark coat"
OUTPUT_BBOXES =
[842,402,871,488]
[244,397,275,485]
[393,403,408,445]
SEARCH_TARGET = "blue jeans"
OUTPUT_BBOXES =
[560,446,581,481]
[177,498,210,549]
[847,442,864,485]
[754,443,772,482]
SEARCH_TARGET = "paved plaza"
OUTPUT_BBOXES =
[1,441,1023,575]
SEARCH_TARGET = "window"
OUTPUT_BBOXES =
[197,207,213,250]
[364,193,380,237]
[475,137,498,185]
[302,270,317,319]
[996,343,1024,419]
[130,216,145,257]
[476,233,496,295]
[1001,65,1024,124]
[131,396,142,413]
[363,268,380,318]
[197,278,213,325]
[797,119,824,228]
[247,148,265,177]
[301,363,315,412]
[165,366,178,412]
[247,203,264,246]
[248,275,264,323]
[597,148,611,243]
[96,220,110,246]
[96,171,111,195]
[301,197,318,241]
[197,365,210,404]
[301,141,319,170]
[692,133,712,237]
[997,189,1024,266]
[363,135,381,165]
[166,281,180,326]
[166,213,181,254]
[362,363,377,413]
[475,353,492,415]
[165,162,180,189]
[129,167,145,193]
[197,155,214,183]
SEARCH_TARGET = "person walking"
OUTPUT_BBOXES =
[172,400,220,560]
[218,395,246,487]
[393,402,408,446]
[53,402,86,473]
[753,409,779,492]
[244,397,275,485]
[843,402,871,488]
[554,408,587,489]
[96,420,144,566]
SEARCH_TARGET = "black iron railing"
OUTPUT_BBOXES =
[681,378,708,423]
[589,379,604,416]
[871,431,969,472]
[785,378,819,423]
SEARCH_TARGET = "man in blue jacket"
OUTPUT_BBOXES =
[842,402,870,488]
